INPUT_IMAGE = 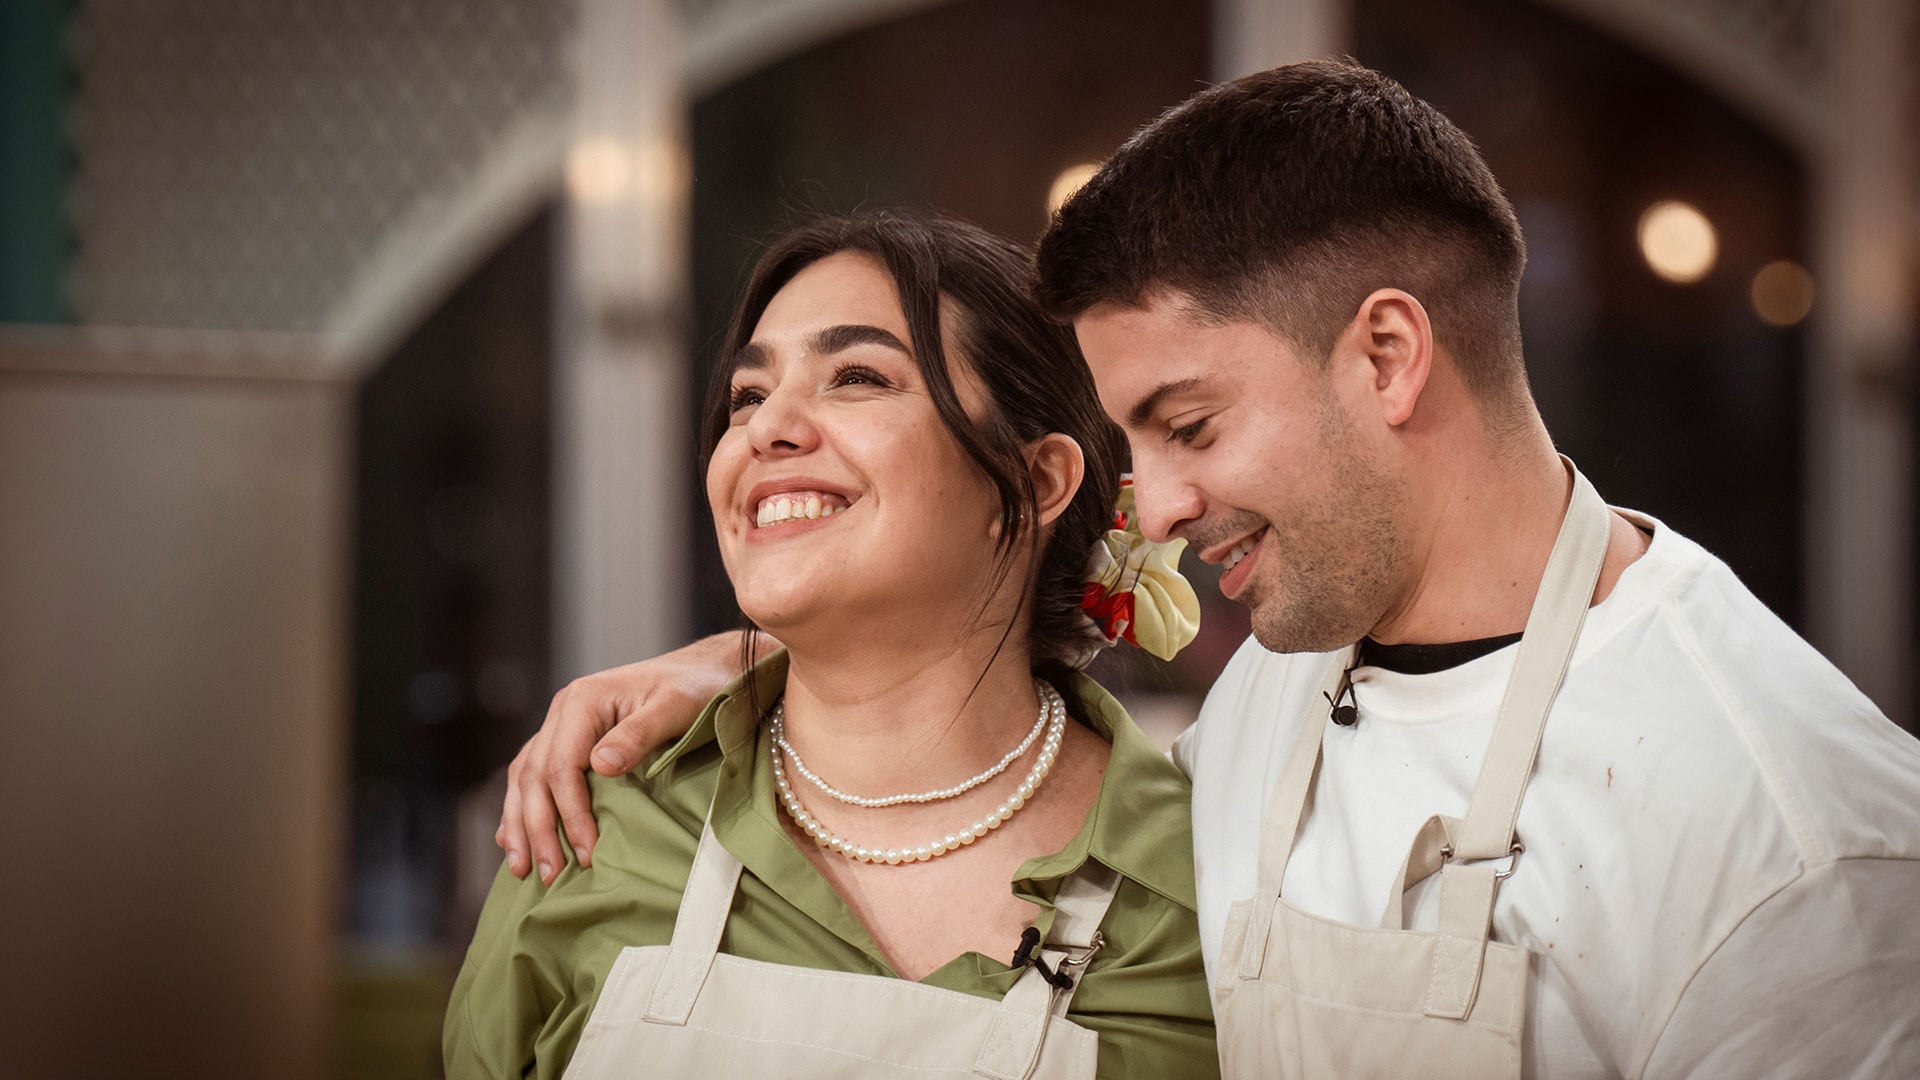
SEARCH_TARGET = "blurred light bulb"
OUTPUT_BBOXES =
[1750,260,1815,326]
[1048,162,1102,214]
[1637,200,1717,284]
[631,138,691,209]
[568,138,633,204]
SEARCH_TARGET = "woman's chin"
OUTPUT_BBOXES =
[734,592,830,639]
[735,589,912,652]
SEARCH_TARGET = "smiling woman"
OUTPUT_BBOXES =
[442,212,1218,1079]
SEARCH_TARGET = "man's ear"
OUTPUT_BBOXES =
[1027,433,1086,529]
[1343,288,1433,427]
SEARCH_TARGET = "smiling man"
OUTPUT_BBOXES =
[497,61,1920,1078]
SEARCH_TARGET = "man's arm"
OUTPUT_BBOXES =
[1639,857,1920,1078]
[496,631,760,883]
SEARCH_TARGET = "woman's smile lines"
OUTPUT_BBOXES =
[755,490,852,528]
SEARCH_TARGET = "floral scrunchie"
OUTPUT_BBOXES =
[1076,476,1201,662]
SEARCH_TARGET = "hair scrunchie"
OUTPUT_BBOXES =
[1074,476,1201,664]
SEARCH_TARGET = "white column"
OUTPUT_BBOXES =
[1211,0,1349,80]
[1806,0,1916,724]
[554,0,692,679]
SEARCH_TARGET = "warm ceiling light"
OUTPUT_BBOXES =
[1048,162,1102,214]
[1637,200,1718,284]
[1750,260,1815,326]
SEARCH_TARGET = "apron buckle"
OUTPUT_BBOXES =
[1057,930,1105,975]
[1439,840,1524,880]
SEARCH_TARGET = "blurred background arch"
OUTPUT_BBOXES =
[1,1,1912,1076]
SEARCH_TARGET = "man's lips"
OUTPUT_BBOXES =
[1215,527,1268,600]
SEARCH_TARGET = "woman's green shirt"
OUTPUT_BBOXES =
[444,655,1218,1079]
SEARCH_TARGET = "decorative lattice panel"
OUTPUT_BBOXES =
[1682,0,1830,84]
[71,0,574,333]
[1907,3,1920,235]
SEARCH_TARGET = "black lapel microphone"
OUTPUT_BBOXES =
[1324,661,1360,726]
[1011,926,1077,989]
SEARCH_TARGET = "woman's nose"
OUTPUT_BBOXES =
[745,384,819,457]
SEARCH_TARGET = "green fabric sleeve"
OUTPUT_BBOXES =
[442,661,1219,1078]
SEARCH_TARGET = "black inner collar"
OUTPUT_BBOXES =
[1357,631,1524,675]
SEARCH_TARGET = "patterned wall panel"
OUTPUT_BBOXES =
[1683,0,1829,83]
[62,0,1909,338]
[71,0,574,334]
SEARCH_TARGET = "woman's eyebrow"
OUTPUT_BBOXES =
[809,324,911,356]
[735,342,771,370]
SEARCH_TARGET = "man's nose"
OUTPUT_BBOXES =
[1129,465,1203,543]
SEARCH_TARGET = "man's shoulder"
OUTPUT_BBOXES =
[1191,638,1343,738]
[1580,511,1869,710]
[1174,638,1344,785]
[1565,514,1920,865]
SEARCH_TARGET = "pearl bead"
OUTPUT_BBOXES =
[769,682,1071,867]
[771,679,1057,808]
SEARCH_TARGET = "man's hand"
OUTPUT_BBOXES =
[496,631,756,883]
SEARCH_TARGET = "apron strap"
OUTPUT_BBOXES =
[1233,648,1355,981]
[973,861,1123,1080]
[1423,459,1611,1019]
[643,820,744,1025]
[1379,813,1462,931]
[1452,463,1610,860]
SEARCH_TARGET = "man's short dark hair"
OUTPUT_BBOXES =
[1036,60,1529,408]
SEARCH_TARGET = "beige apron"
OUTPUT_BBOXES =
[563,819,1121,1080]
[1215,462,1611,1079]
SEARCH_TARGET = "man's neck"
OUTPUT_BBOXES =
[1369,422,1647,645]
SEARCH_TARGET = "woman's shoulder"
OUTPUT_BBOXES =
[1055,670,1193,794]
[588,655,772,859]
[1046,675,1217,1076]
[1039,669,1199,914]
[584,738,721,878]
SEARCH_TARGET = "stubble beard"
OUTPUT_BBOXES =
[1244,413,1406,655]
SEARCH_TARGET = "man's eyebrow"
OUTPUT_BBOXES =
[809,324,911,356]
[1127,378,1205,429]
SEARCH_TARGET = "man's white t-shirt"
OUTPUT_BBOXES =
[1176,512,1920,1077]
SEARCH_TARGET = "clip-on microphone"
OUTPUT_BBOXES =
[1323,663,1359,726]
[1011,926,1077,989]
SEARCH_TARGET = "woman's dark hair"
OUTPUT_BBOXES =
[702,210,1122,683]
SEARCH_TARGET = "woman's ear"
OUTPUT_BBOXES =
[1026,433,1085,529]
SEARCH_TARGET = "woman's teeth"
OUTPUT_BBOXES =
[1222,533,1261,572]
[754,491,849,528]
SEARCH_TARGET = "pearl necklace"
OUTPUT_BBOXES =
[770,683,1067,865]
[771,678,1052,806]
